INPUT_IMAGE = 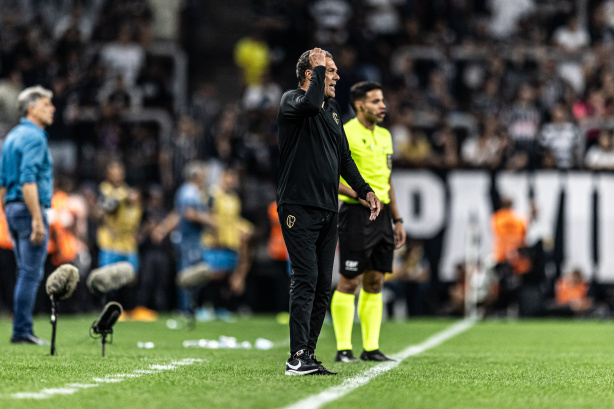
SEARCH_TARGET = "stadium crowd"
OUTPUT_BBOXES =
[0,0,612,319]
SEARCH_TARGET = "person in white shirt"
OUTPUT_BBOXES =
[100,24,145,87]
[553,15,590,94]
[585,129,614,170]
[539,104,582,169]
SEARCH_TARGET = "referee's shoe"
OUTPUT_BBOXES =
[285,349,319,375]
[360,349,396,362]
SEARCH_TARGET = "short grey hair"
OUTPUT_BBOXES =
[183,160,207,181]
[296,49,333,87]
[17,85,53,117]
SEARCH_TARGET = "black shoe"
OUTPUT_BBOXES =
[11,334,50,345]
[285,349,320,375]
[308,351,337,375]
[335,349,359,363]
[360,349,396,362]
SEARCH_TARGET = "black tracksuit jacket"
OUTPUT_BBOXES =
[276,65,372,212]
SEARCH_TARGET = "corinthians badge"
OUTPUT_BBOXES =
[286,215,296,228]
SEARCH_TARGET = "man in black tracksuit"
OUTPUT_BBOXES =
[277,48,382,375]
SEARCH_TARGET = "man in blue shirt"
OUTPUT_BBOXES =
[0,85,54,345]
[173,161,216,312]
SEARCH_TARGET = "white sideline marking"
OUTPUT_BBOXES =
[8,358,204,400]
[283,319,475,409]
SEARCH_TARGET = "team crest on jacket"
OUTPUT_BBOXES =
[287,215,296,228]
[332,112,339,124]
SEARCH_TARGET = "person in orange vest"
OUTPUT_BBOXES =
[492,197,527,267]
[267,201,289,312]
[543,268,594,317]
[0,205,16,313]
[49,186,79,267]
[491,197,529,315]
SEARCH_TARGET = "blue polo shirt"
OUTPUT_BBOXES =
[174,182,208,245]
[0,118,53,207]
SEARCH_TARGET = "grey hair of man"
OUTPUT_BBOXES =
[17,85,53,117]
[183,160,207,182]
[296,49,333,87]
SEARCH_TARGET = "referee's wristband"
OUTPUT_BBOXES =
[393,218,403,224]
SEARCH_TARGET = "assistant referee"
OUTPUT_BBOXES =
[331,81,406,363]
[277,48,382,376]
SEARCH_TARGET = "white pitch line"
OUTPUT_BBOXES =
[8,358,204,400]
[282,319,475,409]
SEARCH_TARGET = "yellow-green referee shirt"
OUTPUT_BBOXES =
[340,118,393,205]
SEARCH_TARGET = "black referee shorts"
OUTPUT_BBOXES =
[338,202,394,278]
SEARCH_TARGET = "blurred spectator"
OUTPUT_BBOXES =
[448,262,467,316]
[100,24,146,87]
[488,0,535,40]
[585,129,614,170]
[98,75,139,112]
[309,0,352,46]
[461,116,505,169]
[266,201,289,312]
[492,197,527,268]
[96,160,143,316]
[501,83,541,168]
[537,57,573,112]
[448,261,498,317]
[590,3,614,45]
[431,123,459,168]
[491,197,529,314]
[242,71,282,112]
[471,76,502,119]
[147,0,183,41]
[154,160,215,313]
[385,239,430,318]
[553,15,589,94]
[126,124,159,186]
[191,82,221,132]
[0,69,23,128]
[160,115,205,190]
[136,184,174,312]
[53,3,94,42]
[201,166,254,319]
[573,87,607,120]
[211,106,245,165]
[136,58,173,110]
[389,106,433,167]
[424,70,456,115]
[538,104,582,169]
[544,268,594,317]
[233,28,271,87]
[0,205,16,313]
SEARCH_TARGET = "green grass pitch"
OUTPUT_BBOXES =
[1,314,614,409]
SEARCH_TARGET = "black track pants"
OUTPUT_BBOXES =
[278,204,338,355]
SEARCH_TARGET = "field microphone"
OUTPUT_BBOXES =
[87,262,135,294]
[46,264,79,356]
[91,301,123,357]
[46,264,80,299]
[176,262,212,287]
